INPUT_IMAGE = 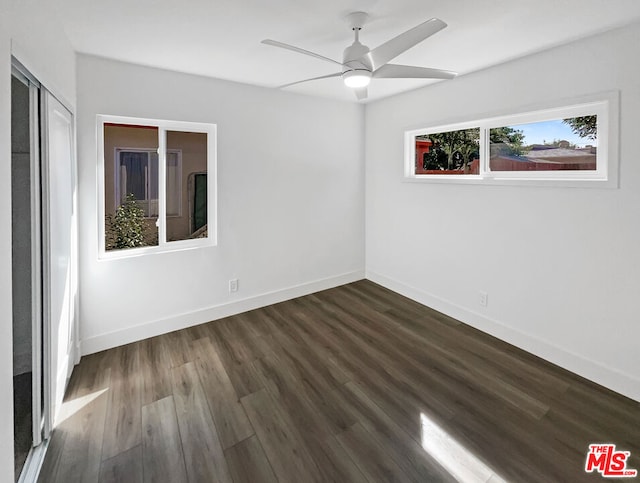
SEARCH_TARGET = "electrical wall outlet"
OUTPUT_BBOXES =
[479,291,488,307]
[229,279,239,293]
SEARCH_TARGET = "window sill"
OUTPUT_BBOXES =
[99,237,216,261]
[402,174,618,189]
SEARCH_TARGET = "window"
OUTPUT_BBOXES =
[405,95,617,187]
[114,148,182,219]
[415,127,480,175]
[99,116,216,256]
[488,117,597,173]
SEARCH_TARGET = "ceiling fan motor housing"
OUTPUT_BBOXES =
[343,40,372,73]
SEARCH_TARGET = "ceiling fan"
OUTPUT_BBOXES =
[262,12,457,100]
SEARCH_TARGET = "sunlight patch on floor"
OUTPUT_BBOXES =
[420,412,507,483]
[56,388,108,426]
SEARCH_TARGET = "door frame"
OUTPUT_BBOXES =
[11,58,48,483]
[40,87,78,434]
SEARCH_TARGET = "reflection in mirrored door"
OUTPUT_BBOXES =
[12,68,34,482]
[11,64,44,482]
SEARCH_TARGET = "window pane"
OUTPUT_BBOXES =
[192,174,207,233]
[104,123,159,250]
[489,116,597,172]
[166,152,180,217]
[166,131,207,242]
[148,152,159,217]
[119,152,148,202]
[415,128,480,175]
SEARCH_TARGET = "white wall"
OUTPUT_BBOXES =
[0,2,76,481]
[77,55,365,353]
[365,21,640,402]
[9,0,76,108]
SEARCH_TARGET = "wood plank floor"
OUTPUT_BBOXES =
[38,281,640,483]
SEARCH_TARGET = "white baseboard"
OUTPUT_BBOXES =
[366,270,640,403]
[80,270,365,356]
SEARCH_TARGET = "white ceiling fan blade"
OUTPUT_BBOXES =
[278,72,343,89]
[262,39,344,67]
[373,64,457,80]
[354,86,368,100]
[362,18,447,71]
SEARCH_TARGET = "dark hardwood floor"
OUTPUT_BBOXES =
[38,281,640,482]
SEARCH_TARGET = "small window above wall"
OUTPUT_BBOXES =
[405,94,618,187]
[98,116,216,258]
[414,127,480,176]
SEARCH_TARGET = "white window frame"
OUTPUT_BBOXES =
[404,92,619,188]
[98,115,217,259]
[113,147,183,218]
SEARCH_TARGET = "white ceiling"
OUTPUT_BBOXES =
[54,0,640,102]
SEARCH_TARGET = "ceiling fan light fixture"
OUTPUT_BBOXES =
[343,70,371,88]
[264,14,456,100]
